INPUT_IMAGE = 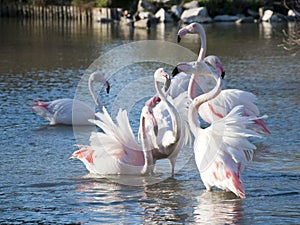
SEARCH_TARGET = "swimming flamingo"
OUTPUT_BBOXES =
[173,22,271,134]
[32,72,110,125]
[189,74,262,198]
[70,95,161,175]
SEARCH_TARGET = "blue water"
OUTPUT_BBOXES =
[0,19,299,224]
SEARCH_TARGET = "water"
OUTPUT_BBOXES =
[0,18,299,224]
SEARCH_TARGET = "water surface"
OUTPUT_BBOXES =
[0,19,299,224]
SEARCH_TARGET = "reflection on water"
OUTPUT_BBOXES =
[194,192,243,224]
[0,18,299,224]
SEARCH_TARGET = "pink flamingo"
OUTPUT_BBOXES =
[189,73,262,198]
[32,71,110,125]
[173,22,271,134]
[70,95,160,175]
[149,68,190,176]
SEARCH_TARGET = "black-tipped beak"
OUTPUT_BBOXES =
[221,71,225,79]
[172,66,180,77]
[177,35,181,43]
[105,81,110,94]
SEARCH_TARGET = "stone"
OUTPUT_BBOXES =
[155,8,173,23]
[170,5,182,19]
[262,9,273,22]
[213,14,241,22]
[247,9,259,18]
[137,0,157,14]
[180,7,209,22]
[183,0,199,9]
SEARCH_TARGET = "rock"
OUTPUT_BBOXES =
[288,9,296,17]
[155,8,173,23]
[235,16,255,24]
[183,0,199,9]
[287,9,297,21]
[181,7,209,22]
[170,5,182,19]
[137,0,157,14]
[261,9,273,21]
[213,14,240,22]
[181,7,212,24]
[270,13,286,22]
[246,9,259,18]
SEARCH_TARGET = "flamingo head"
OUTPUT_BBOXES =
[172,62,195,76]
[204,55,225,79]
[177,22,199,43]
[145,96,161,108]
[172,61,217,79]
[154,68,171,91]
[89,71,111,93]
[141,105,158,136]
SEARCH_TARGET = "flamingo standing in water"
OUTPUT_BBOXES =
[71,68,185,175]
[32,71,110,125]
[147,68,189,176]
[173,22,271,134]
[188,73,262,198]
[71,95,161,175]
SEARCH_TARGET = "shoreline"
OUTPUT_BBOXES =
[0,2,299,27]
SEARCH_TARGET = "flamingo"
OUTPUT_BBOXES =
[188,74,262,198]
[71,68,188,176]
[173,61,271,134]
[173,22,271,134]
[70,95,161,175]
[166,23,225,101]
[148,68,189,177]
[32,72,110,125]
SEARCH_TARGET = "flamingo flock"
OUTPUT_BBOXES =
[32,22,270,198]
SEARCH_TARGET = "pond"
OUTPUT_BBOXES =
[0,18,299,224]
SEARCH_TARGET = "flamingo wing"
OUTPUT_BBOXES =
[194,105,262,198]
[199,89,259,123]
[86,107,146,174]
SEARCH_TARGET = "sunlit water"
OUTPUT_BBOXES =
[0,19,299,224]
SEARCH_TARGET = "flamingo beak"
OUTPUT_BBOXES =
[216,62,225,79]
[172,63,193,76]
[177,35,181,43]
[172,66,180,77]
[104,81,110,94]
[177,27,189,43]
[221,71,225,79]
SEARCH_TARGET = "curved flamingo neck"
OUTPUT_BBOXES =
[195,23,207,62]
[188,24,207,100]
[155,80,179,140]
[88,76,104,112]
[188,77,222,136]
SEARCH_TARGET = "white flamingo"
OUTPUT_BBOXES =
[173,22,271,134]
[32,72,110,125]
[167,22,225,101]
[189,74,262,198]
[148,68,189,177]
[70,95,160,175]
